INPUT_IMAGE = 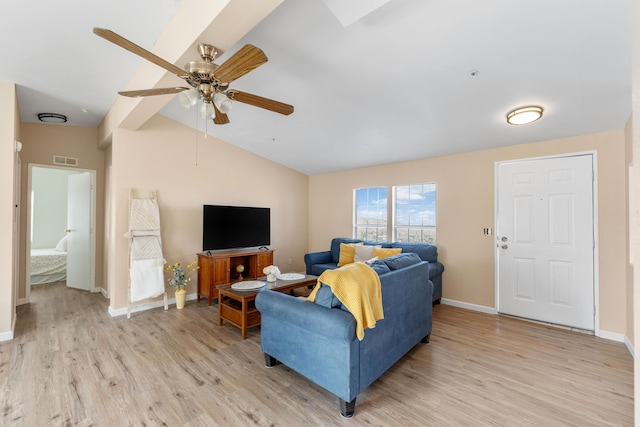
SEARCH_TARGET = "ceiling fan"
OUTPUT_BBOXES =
[93,27,294,125]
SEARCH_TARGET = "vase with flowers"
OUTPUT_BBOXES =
[263,265,281,282]
[165,261,199,309]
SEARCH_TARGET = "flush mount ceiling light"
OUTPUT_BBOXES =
[506,106,543,125]
[37,113,67,124]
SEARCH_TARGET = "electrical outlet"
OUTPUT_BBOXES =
[483,227,493,236]
[288,258,292,265]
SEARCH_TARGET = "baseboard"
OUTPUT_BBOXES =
[0,315,17,342]
[16,297,28,306]
[99,287,109,299]
[108,292,198,317]
[441,298,497,314]
[596,329,625,343]
[623,335,635,358]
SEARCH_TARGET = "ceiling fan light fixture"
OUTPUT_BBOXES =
[179,88,199,108]
[37,113,67,124]
[199,102,215,119]
[506,106,543,125]
[213,92,232,114]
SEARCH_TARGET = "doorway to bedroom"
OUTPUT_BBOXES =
[26,165,96,302]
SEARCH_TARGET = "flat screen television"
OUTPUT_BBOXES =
[203,204,270,251]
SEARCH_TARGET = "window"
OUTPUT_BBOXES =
[354,187,388,241]
[393,183,436,243]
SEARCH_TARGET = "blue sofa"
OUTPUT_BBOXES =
[304,237,445,303]
[256,253,433,418]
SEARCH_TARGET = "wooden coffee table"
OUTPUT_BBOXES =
[218,274,318,339]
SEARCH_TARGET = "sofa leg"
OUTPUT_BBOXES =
[264,353,279,368]
[340,398,356,418]
[421,333,431,344]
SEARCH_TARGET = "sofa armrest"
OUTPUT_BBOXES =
[304,251,333,275]
[256,290,356,342]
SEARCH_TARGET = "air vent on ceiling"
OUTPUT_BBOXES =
[53,155,78,167]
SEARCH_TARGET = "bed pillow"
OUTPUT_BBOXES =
[55,235,68,252]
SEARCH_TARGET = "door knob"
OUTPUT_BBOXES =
[501,244,508,249]
[501,236,508,242]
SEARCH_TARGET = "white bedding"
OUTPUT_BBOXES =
[30,248,67,284]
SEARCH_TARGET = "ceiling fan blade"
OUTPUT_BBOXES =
[213,104,230,124]
[118,87,190,97]
[93,27,189,79]
[214,44,268,83]
[227,90,294,115]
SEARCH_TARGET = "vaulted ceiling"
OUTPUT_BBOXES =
[1,0,632,175]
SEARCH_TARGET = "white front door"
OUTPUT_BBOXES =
[66,172,93,291]
[496,154,595,330]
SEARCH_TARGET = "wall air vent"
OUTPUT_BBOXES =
[53,155,78,167]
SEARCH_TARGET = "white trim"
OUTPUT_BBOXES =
[109,292,198,317]
[100,287,109,299]
[16,297,28,306]
[593,329,627,344]
[591,151,601,337]
[623,335,635,358]
[494,151,599,332]
[0,315,17,342]
[441,298,497,314]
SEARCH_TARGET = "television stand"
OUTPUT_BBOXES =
[197,248,274,305]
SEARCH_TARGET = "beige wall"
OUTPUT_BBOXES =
[18,123,105,300]
[309,130,628,335]
[107,114,309,310]
[0,82,19,336]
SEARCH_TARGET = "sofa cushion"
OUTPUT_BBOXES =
[367,260,392,276]
[390,242,438,263]
[373,247,402,260]
[337,242,363,266]
[381,253,422,270]
[331,238,363,263]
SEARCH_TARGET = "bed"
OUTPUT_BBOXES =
[30,236,68,285]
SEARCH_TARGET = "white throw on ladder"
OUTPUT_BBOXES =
[126,191,167,316]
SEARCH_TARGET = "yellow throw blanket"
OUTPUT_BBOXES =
[308,262,384,340]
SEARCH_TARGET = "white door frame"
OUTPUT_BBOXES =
[25,164,97,303]
[494,151,600,335]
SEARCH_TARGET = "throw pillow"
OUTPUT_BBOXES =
[354,245,381,262]
[373,247,402,260]
[337,242,363,266]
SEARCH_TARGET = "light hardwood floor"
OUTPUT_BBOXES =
[0,282,633,426]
